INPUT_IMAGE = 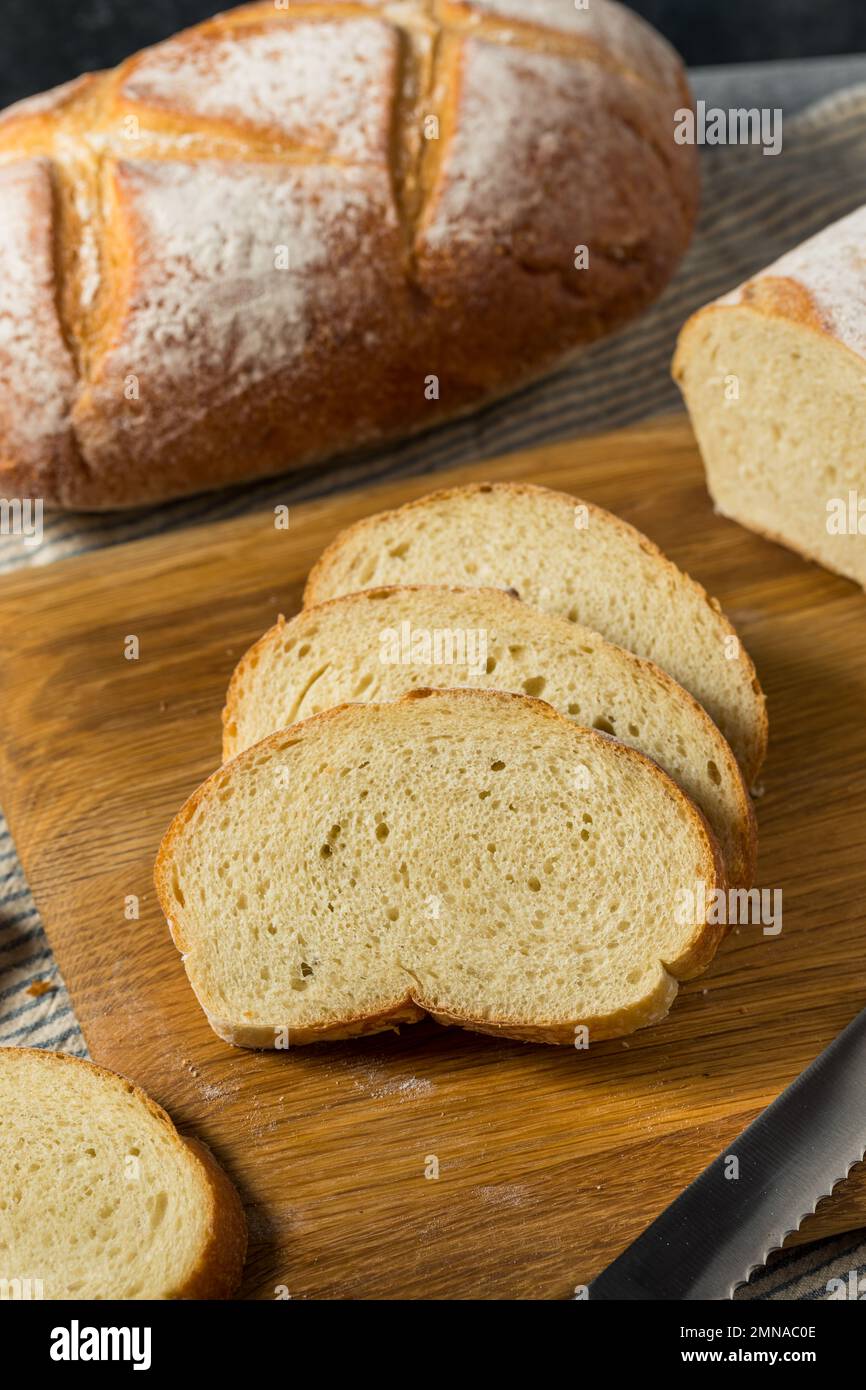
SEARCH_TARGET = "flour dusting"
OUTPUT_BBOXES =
[122,19,396,165]
[0,160,76,453]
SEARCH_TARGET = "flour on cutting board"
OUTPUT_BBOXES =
[474,1183,532,1208]
[351,1063,435,1101]
[369,1075,435,1100]
[320,1052,437,1101]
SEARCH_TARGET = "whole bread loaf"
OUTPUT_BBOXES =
[0,0,697,509]
[674,206,866,588]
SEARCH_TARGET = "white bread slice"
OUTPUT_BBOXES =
[223,586,755,886]
[673,206,866,589]
[157,688,726,1048]
[303,483,767,784]
[0,1047,246,1300]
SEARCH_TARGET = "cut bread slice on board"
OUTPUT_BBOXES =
[673,205,866,589]
[303,483,767,784]
[223,586,755,886]
[157,688,726,1048]
[0,1047,246,1299]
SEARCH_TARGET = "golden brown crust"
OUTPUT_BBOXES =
[425,977,679,1045]
[737,274,827,331]
[673,292,866,384]
[0,1046,246,1299]
[676,273,852,341]
[157,686,727,1047]
[172,1135,248,1299]
[0,1,698,509]
[207,999,427,1049]
[221,611,288,759]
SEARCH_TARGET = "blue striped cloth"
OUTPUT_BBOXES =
[2,83,866,1298]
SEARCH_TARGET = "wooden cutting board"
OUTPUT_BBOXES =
[2,412,865,1301]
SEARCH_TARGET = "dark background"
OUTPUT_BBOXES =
[0,0,864,108]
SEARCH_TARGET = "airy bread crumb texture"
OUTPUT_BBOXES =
[674,299,866,588]
[223,585,755,886]
[0,1047,246,1299]
[302,483,768,784]
[158,689,726,1048]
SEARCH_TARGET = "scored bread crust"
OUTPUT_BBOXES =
[157,686,727,1048]
[222,584,756,886]
[0,0,697,509]
[0,1046,247,1299]
[302,481,769,783]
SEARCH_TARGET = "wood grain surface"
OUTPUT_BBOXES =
[1,413,865,1300]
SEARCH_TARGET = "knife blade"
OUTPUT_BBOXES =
[588,1004,866,1300]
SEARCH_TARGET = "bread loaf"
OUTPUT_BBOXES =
[303,482,768,783]
[0,0,698,509]
[674,206,866,589]
[0,1046,246,1299]
[223,585,755,885]
[156,688,726,1047]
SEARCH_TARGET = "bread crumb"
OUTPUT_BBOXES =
[370,1076,435,1101]
[26,979,54,997]
[475,1184,529,1208]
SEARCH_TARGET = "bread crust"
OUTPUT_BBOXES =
[0,0,698,509]
[171,1134,249,1299]
[302,481,769,783]
[157,686,727,1048]
[0,1046,246,1299]
[672,294,866,387]
[222,583,756,886]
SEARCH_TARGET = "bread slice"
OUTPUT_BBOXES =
[0,1047,246,1299]
[223,586,755,886]
[303,483,767,784]
[673,206,866,589]
[157,688,726,1048]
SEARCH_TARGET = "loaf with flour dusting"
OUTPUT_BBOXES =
[674,205,866,588]
[0,0,698,509]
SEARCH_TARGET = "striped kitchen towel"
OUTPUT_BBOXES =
[2,82,866,1299]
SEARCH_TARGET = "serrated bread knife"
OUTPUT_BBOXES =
[588,1005,866,1299]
